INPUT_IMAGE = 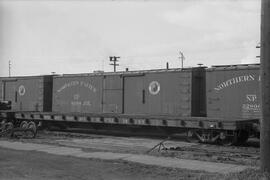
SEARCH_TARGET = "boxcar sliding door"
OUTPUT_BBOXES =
[124,75,147,114]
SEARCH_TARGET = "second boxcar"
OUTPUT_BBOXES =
[52,67,206,116]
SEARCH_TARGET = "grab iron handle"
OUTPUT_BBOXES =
[142,89,145,104]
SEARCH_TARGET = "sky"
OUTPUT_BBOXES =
[0,0,261,76]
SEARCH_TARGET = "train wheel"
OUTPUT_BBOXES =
[27,121,37,137]
[186,130,200,143]
[20,121,28,129]
[28,121,36,131]
[22,122,37,138]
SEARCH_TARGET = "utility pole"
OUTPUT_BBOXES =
[260,0,270,173]
[179,51,185,69]
[8,60,11,77]
[109,56,120,72]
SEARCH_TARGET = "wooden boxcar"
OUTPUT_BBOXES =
[52,67,205,116]
[206,64,260,119]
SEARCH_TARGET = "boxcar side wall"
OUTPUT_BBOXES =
[2,76,51,112]
[123,71,193,116]
[15,78,44,111]
[52,76,104,113]
[206,67,260,119]
[146,71,192,116]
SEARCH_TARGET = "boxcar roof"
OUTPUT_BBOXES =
[56,67,200,78]
[0,68,199,79]
[207,63,260,71]
[0,75,54,81]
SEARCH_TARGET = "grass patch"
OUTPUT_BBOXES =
[208,168,270,180]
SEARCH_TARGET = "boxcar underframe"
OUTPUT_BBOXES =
[0,111,258,144]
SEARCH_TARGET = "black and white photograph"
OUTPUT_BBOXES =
[0,0,269,179]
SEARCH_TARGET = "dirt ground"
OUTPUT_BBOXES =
[0,147,219,180]
[20,131,261,166]
[0,132,268,180]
